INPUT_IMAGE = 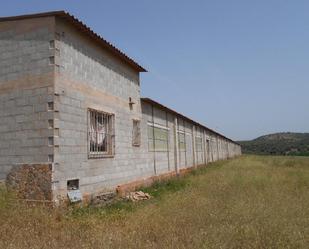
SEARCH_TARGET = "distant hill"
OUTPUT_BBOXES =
[238,132,309,156]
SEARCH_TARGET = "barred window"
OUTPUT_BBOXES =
[195,136,203,152]
[148,123,169,152]
[88,109,115,158]
[132,119,141,146]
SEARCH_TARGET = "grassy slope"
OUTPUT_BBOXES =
[238,132,309,156]
[0,156,308,249]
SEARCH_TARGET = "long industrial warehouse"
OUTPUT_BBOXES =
[0,11,241,203]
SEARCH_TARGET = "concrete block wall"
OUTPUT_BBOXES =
[151,105,171,175]
[185,122,194,167]
[142,102,176,176]
[0,16,55,180]
[195,126,204,165]
[51,18,152,200]
[0,13,241,202]
[142,100,242,177]
[185,135,193,165]
[177,118,187,169]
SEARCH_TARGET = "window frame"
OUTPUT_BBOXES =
[195,136,203,152]
[87,108,115,159]
[147,122,169,152]
[132,119,141,147]
[177,130,186,152]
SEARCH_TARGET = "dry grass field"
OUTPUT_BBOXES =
[0,155,308,249]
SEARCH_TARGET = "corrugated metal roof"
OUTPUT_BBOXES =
[141,98,240,146]
[0,11,147,72]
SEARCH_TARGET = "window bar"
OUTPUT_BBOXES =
[107,114,109,154]
[88,109,114,157]
[90,111,93,153]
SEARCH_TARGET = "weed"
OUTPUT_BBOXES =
[0,155,308,249]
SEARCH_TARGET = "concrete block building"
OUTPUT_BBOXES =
[0,11,241,203]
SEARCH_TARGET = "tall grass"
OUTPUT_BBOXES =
[0,155,308,248]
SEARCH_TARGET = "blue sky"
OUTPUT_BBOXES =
[1,1,308,140]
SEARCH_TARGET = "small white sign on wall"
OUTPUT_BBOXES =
[67,190,83,203]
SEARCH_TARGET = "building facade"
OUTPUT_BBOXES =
[0,11,241,203]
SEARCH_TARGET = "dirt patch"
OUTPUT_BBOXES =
[6,164,52,201]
